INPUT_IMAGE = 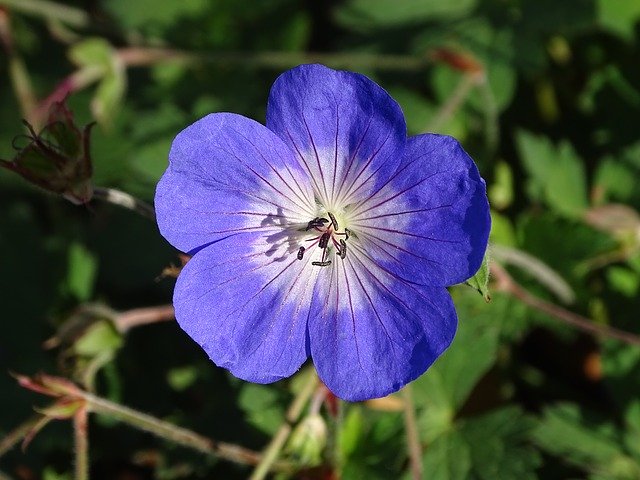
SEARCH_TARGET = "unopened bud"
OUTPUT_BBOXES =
[285,414,327,466]
[0,101,94,204]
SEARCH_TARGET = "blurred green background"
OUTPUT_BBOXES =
[1,0,640,479]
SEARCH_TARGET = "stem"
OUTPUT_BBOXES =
[73,405,89,480]
[249,371,320,480]
[117,47,432,72]
[402,384,423,480]
[78,391,292,472]
[92,186,156,221]
[424,73,481,133]
[491,262,640,346]
[113,304,174,333]
[0,415,41,458]
[0,0,90,27]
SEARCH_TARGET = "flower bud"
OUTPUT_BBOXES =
[285,414,328,466]
[0,101,94,204]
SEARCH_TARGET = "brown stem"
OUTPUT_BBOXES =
[491,262,640,346]
[403,384,423,480]
[73,405,89,480]
[113,304,174,333]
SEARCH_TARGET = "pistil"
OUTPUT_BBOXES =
[297,212,350,266]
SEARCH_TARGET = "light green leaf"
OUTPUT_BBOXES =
[68,37,113,71]
[516,130,588,217]
[92,67,127,127]
[238,384,284,435]
[422,430,471,480]
[336,0,477,29]
[598,0,640,40]
[464,249,491,302]
[66,242,97,302]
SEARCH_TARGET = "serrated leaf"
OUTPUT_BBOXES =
[516,130,588,218]
[238,384,284,435]
[461,407,540,480]
[597,0,640,40]
[465,249,491,302]
[66,243,97,302]
[68,38,113,71]
[422,430,471,480]
[336,0,477,29]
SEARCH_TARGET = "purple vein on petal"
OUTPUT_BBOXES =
[230,127,315,213]
[301,112,329,203]
[339,131,392,204]
[353,204,453,222]
[351,170,445,218]
[339,257,367,376]
[286,128,324,203]
[346,255,398,352]
[334,115,373,204]
[350,224,463,244]
[331,104,340,200]
[355,231,448,268]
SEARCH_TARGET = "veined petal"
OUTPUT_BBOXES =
[266,64,406,210]
[348,134,491,287]
[174,232,319,383]
[308,250,457,401]
[155,113,315,253]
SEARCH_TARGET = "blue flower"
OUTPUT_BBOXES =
[155,64,490,401]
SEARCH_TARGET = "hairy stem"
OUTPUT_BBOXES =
[491,262,640,346]
[113,304,175,333]
[73,405,89,480]
[0,0,89,27]
[249,371,320,480]
[0,415,41,458]
[403,384,423,480]
[92,187,156,221]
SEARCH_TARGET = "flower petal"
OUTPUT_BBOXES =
[307,253,457,401]
[155,113,315,253]
[174,231,319,383]
[266,64,406,209]
[348,134,491,286]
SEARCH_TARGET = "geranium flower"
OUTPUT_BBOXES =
[155,64,490,401]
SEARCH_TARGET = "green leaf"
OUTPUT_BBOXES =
[336,0,477,29]
[461,407,541,480]
[422,430,471,480]
[532,403,624,467]
[488,161,514,210]
[238,384,284,435]
[413,303,500,424]
[464,249,491,302]
[68,38,114,71]
[73,319,122,357]
[597,0,640,40]
[65,242,97,302]
[516,130,588,218]
[92,67,127,127]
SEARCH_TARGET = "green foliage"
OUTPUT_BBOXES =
[2,0,640,478]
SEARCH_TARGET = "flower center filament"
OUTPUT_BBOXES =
[297,212,350,267]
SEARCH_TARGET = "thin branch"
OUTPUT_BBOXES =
[73,405,89,480]
[491,262,640,346]
[249,371,320,480]
[92,186,156,221]
[491,244,575,304]
[113,304,174,333]
[80,390,293,472]
[424,72,482,133]
[402,384,423,480]
[0,0,90,27]
[0,415,41,458]
[117,47,433,72]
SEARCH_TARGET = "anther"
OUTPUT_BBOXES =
[297,246,305,260]
[305,217,328,231]
[312,260,332,267]
[344,228,351,240]
[318,232,330,249]
[328,212,339,231]
[339,239,347,259]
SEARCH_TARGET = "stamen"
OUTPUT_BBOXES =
[339,239,347,259]
[318,232,330,249]
[312,260,332,267]
[297,246,305,260]
[305,217,329,231]
[328,212,339,231]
